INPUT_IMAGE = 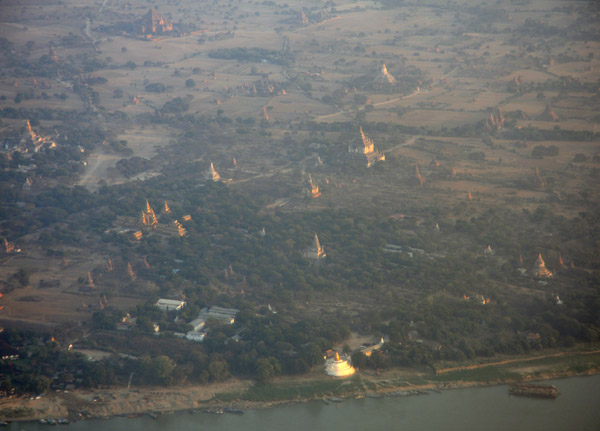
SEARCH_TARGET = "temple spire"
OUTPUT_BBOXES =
[533,253,553,278]
[141,200,158,229]
[376,64,396,85]
[206,162,221,181]
[305,233,327,260]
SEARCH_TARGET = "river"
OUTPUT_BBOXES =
[9,375,600,431]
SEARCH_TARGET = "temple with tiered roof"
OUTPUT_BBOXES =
[134,9,173,37]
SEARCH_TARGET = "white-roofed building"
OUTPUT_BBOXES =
[198,306,239,324]
[156,298,186,311]
[186,331,206,342]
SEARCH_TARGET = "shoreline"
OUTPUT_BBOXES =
[2,350,599,423]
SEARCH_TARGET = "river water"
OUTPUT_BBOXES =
[9,375,600,431]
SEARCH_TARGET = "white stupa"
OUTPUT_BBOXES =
[325,352,355,378]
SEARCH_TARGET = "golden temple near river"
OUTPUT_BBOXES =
[324,352,356,377]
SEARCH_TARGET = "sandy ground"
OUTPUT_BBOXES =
[0,379,250,422]
[77,153,123,191]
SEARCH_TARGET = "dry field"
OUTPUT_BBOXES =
[0,244,142,326]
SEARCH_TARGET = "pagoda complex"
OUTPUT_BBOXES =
[134,9,173,38]
[345,127,385,168]
[375,64,396,85]
[21,120,56,153]
[305,233,326,260]
[485,107,505,131]
[305,173,321,198]
[533,253,553,278]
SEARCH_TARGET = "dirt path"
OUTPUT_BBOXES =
[314,89,420,122]
[229,155,314,185]
[435,349,600,375]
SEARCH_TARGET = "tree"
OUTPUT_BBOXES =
[351,352,367,369]
[353,94,368,105]
[15,268,29,287]
[136,316,157,334]
[185,78,196,88]
[208,360,231,382]
[255,357,282,382]
[140,355,175,385]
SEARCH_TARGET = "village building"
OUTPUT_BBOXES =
[345,127,385,168]
[186,331,206,342]
[185,317,208,342]
[359,337,385,357]
[197,306,239,324]
[324,352,356,377]
[184,307,238,342]
[156,298,186,311]
[188,317,207,332]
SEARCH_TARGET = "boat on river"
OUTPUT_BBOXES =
[509,383,558,399]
